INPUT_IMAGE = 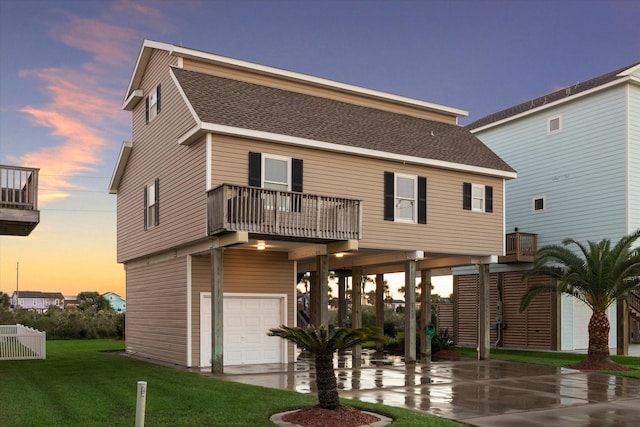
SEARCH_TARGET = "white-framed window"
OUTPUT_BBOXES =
[144,179,159,229]
[146,84,161,123]
[471,183,485,212]
[548,115,562,135]
[262,154,291,191]
[533,195,546,213]
[262,154,291,209]
[395,174,417,222]
[463,182,493,213]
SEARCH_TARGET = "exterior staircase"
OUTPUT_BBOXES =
[629,291,640,323]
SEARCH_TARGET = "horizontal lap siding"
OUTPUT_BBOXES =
[477,88,628,247]
[190,250,296,366]
[629,83,640,233]
[117,49,205,263]
[126,257,187,365]
[211,135,504,255]
[182,59,457,124]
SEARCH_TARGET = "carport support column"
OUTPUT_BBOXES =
[210,247,224,373]
[351,266,362,367]
[420,269,432,362]
[617,298,629,355]
[375,274,385,354]
[316,254,329,327]
[404,260,417,364]
[478,263,490,360]
[337,275,347,328]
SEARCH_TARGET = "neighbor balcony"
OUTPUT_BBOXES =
[499,232,537,263]
[207,184,362,242]
[0,165,40,236]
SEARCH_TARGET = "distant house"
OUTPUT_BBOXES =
[453,62,640,353]
[11,291,64,312]
[103,291,126,312]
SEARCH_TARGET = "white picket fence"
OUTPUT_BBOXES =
[0,324,46,360]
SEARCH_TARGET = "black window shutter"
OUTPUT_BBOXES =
[485,185,493,213]
[154,178,160,226]
[248,152,261,187]
[143,186,148,230]
[145,97,149,123]
[291,158,303,192]
[156,84,161,114]
[384,172,394,221]
[463,182,471,210]
[418,176,427,224]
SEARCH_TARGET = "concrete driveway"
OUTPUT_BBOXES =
[217,354,640,426]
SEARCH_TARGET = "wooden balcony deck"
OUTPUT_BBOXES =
[499,232,537,263]
[0,165,40,236]
[207,184,361,242]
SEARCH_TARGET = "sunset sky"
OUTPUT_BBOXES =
[1,0,638,299]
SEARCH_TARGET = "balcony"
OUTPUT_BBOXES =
[499,232,537,263]
[0,165,40,236]
[207,184,361,242]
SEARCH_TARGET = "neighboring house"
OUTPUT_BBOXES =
[109,40,515,370]
[11,291,65,312]
[453,63,640,353]
[102,291,126,312]
[0,165,40,236]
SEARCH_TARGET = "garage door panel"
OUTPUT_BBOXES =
[200,294,284,367]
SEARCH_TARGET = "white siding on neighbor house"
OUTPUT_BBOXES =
[476,86,629,247]
[628,83,640,233]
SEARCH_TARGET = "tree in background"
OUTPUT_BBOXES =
[520,230,640,369]
[77,292,112,312]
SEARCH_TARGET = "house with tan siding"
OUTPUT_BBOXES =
[109,40,516,372]
[454,63,640,354]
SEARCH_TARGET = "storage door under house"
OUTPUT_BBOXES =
[200,293,285,367]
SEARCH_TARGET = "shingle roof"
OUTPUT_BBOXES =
[467,62,640,130]
[14,291,64,299]
[172,67,515,174]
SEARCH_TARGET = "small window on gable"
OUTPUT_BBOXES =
[533,195,546,213]
[146,84,161,123]
[144,178,159,230]
[463,182,493,213]
[384,172,427,224]
[548,115,561,134]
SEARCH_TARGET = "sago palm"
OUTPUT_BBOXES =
[268,325,385,410]
[520,229,640,363]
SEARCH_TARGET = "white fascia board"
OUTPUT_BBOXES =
[169,45,468,118]
[123,40,173,105]
[179,122,517,179]
[108,141,133,194]
[471,77,633,133]
[122,89,143,111]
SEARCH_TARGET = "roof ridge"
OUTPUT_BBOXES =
[467,62,640,130]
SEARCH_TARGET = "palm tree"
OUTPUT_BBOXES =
[268,325,385,409]
[520,230,640,365]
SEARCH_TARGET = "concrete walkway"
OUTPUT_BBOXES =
[215,354,640,426]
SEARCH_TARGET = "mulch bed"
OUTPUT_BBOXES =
[568,358,631,371]
[281,405,382,427]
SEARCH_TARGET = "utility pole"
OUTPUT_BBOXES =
[16,261,19,308]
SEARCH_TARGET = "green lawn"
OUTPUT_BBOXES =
[0,340,458,426]
[456,347,640,379]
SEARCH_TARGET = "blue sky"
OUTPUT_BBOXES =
[0,0,638,296]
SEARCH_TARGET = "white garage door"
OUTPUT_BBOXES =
[200,294,285,367]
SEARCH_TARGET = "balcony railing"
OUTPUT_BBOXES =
[207,184,361,241]
[499,232,537,263]
[1,165,40,236]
